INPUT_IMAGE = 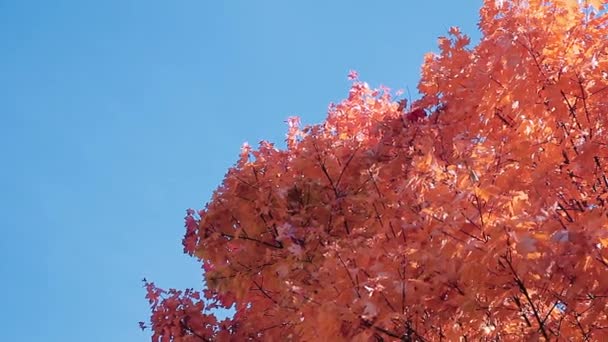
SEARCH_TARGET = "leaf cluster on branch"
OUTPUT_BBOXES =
[143,0,608,340]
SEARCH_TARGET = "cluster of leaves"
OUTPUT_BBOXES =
[144,0,608,340]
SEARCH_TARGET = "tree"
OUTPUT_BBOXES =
[142,1,608,340]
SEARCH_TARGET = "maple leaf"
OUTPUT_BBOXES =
[142,2,608,341]
[588,0,604,10]
[405,107,425,121]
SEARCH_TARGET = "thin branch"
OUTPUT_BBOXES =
[336,145,361,188]
[220,232,283,249]
[337,253,361,298]
[503,253,550,340]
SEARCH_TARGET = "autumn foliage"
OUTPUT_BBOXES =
[143,1,608,340]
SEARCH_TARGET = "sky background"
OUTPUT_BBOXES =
[0,1,481,341]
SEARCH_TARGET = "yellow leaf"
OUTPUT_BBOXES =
[589,0,604,10]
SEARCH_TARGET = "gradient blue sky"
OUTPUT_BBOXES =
[0,1,481,341]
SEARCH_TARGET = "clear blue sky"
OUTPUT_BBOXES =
[0,2,481,341]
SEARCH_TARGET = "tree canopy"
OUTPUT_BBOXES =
[143,1,608,340]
